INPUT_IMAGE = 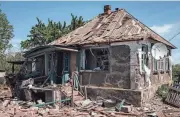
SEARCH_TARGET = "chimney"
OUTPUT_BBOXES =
[104,5,111,15]
[115,8,119,11]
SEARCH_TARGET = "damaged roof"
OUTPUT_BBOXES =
[23,45,78,57]
[49,8,176,49]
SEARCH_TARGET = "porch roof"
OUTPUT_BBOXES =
[24,45,78,58]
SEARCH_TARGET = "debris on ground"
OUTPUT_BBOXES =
[0,85,180,117]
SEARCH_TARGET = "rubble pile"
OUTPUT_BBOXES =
[0,99,141,117]
[0,84,12,98]
[0,85,180,117]
[134,95,180,117]
[0,92,180,117]
[136,95,177,112]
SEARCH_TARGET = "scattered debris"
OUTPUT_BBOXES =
[0,85,180,117]
[2,99,10,107]
[165,84,180,107]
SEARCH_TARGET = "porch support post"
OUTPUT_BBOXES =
[50,53,54,85]
[45,52,49,76]
[80,50,85,70]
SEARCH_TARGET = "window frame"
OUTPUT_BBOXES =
[159,58,164,73]
[83,47,110,71]
[141,44,149,73]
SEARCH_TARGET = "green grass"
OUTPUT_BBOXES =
[156,84,169,99]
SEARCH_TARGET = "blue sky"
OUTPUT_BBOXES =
[1,1,180,63]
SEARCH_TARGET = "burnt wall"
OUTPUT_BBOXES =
[80,45,131,89]
[83,86,142,107]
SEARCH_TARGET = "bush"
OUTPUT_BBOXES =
[156,84,169,99]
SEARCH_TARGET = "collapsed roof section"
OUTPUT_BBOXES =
[49,8,176,49]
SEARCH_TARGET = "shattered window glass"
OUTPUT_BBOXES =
[85,48,109,71]
[141,44,148,71]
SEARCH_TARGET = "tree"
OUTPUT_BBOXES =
[5,52,24,73]
[21,14,86,49]
[0,8,14,70]
[69,13,85,30]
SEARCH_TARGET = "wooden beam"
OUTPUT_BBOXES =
[25,47,78,58]
[45,52,49,76]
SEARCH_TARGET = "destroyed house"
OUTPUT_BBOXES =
[22,5,176,107]
[16,45,79,104]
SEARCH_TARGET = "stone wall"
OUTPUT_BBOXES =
[82,86,142,107]
[80,71,109,87]
[110,41,148,90]
[142,71,172,102]
[110,45,130,88]
[150,72,171,85]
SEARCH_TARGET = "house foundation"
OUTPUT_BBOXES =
[82,86,142,107]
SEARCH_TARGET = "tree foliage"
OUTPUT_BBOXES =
[0,8,14,70]
[3,52,24,73]
[172,64,180,81]
[0,9,13,53]
[21,14,86,49]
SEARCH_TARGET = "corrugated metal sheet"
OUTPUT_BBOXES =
[49,9,176,48]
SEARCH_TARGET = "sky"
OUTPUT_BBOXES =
[1,1,180,64]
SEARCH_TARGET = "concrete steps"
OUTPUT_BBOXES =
[61,85,85,106]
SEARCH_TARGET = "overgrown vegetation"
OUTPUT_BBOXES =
[156,65,180,99]
[0,7,14,71]
[0,6,88,73]
[172,64,180,81]
[5,52,24,73]
[156,84,169,99]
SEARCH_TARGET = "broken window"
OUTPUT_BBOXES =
[35,55,45,75]
[153,58,158,71]
[84,48,109,71]
[29,55,45,76]
[165,57,169,71]
[153,58,169,72]
[26,61,32,73]
[152,46,171,73]
[153,58,168,72]
[141,44,148,71]
[158,59,164,71]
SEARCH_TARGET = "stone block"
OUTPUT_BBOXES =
[121,105,133,113]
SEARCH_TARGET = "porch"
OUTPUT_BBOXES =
[15,45,83,105]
